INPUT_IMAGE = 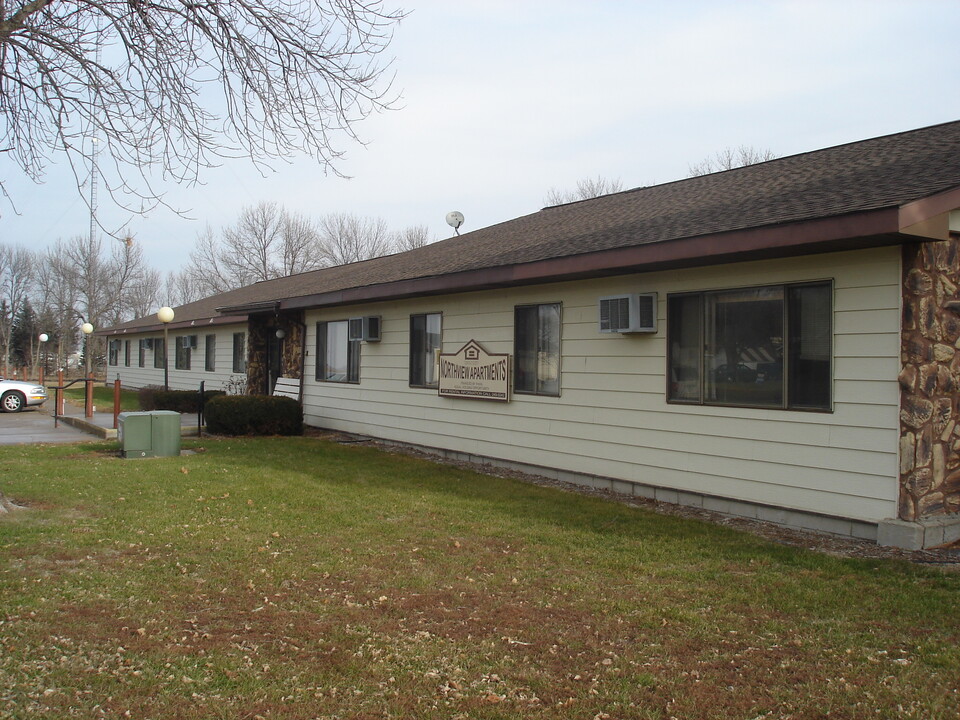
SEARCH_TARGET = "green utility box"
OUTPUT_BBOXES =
[118,411,182,458]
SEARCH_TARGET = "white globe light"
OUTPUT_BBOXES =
[157,306,175,324]
[81,322,94,335]
[38,333,49,342]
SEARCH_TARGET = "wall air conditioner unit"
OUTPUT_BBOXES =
[184,335,199,349]
[598,293,657,333]
[349,316,382,342]
[362,315,382,342]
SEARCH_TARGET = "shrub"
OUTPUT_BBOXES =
[139,386,225,413]
[204,395,303,436]
[137,385,163,411]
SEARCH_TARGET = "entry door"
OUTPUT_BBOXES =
[266,333,283,393]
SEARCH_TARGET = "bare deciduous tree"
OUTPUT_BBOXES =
[0,244,34,375]
[318,213,394,265]
[34,248,80,368]
[0,0,404,214]
[545,176,624,206]
[687,146,777,176]
[220,202,288,287]
[186,203,326,296]
[165,269,206,308]
[394,224,434,252]
[126,266,163,320]
[186,226,241,297]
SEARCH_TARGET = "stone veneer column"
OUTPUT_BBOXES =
[898,237,960,521]
[246,318,268,395]
[279,313,305,380]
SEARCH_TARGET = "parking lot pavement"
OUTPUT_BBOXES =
[0,407,94,445]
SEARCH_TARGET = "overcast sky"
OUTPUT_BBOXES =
[3,0,960,275]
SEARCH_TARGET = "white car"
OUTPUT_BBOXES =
[0,378,48,413]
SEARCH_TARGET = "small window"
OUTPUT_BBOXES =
[138,340,146,368]
[316,321,360,383]
[108,340,120,366]
[123,340,131,367]
[175,336,191,370]
[667,282,832,411]
[154,338,165,369]
[410,313,442,388]
[232,332,246,373]
[514,303,561,396]
[205,334,216,372]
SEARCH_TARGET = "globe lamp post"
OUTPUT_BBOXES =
[157,306,175,391]
[36,333,49,383]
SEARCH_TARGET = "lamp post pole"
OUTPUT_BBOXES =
[80,321,94,376]
[157,306,175,391]
[80,322,94,418]
[35,333,48,383]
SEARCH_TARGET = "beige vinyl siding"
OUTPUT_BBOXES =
[108,324,248,391]
[301,246,901,523]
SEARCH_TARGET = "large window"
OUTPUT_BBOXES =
[205,334,216,372]
[175,336,191,370]
[316,321,360,383]
[667,282,832,410]
[514,303,561,396]
[232,332,246,373]
[108,340,120,366]
[410,313,442,388]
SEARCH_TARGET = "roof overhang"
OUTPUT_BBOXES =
[96,314,248,337]
[265,204,931,313]
[213,300,280,315]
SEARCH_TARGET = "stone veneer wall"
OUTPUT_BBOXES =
[246,318,268,394]
[898,237,960,520]
[280,313,305,380]
[245,312,305,395]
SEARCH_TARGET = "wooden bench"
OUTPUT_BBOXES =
[272,377,301,401]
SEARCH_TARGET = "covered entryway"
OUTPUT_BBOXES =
[244,309,306,395]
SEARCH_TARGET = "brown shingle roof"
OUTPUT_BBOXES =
[104,120,960,334]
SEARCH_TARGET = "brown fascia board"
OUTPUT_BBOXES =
[898,185,960,234]
[213,300,280,315]
[97,314,248,336]
[277,206,907,313]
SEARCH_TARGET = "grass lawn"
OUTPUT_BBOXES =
[61,384,141,412]
[1,437,958,719]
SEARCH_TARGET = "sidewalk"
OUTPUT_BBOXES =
[49,402,204,440]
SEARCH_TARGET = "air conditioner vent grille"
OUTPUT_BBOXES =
[598,293,657,334]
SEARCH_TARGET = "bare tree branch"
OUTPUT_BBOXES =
[687,145,777,176]
[394,223,433,252]
[317,212,392,265]
[545,175,624,206]
[0,0,405,213]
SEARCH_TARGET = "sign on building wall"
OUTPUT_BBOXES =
[438,340,510,402]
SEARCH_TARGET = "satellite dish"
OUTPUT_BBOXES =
[445,211,465,235]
